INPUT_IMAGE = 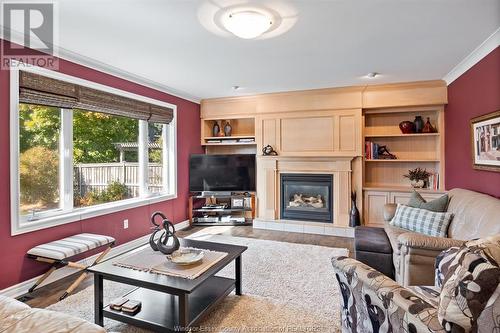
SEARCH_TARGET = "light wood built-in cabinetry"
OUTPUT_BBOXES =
[363,189,447,227]
[362,105,446,226]
[200,80,448,228]
[255,109,362,157]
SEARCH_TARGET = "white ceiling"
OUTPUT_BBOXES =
[18,0,500,100]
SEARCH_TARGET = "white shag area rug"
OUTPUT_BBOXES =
[47,229,347,333]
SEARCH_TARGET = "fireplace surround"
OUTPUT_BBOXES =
[280,173,333,223]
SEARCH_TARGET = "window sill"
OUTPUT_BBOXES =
[11,193,177,236]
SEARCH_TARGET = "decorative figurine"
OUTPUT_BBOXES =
[377,145,397,159]
[422,117,436,133]
[149,211,180,254]
[349,191,361,227]
[224,121,232,136]
[262,145,278,156]
[212,121,220,137]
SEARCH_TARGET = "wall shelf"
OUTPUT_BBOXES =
[203,135,255,140]
[365,159,440,162]
[202,142,256,146]
[365,133,440,138]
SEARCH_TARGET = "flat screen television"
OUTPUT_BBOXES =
[189,154,256,192]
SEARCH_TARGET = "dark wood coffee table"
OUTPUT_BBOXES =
[88,238,247,332]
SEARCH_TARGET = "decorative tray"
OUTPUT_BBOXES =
[166,248,204,265]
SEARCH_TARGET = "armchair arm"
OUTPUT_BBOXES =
[331,256,444,333]
[384,203,397,222]
[396,233,464,286]
[397,233,464,252]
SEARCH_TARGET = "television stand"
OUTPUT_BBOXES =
[188,192,255,227]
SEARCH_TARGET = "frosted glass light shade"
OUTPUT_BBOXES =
[221,11,273,39]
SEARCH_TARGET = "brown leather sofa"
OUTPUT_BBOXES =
[0,295,105,332]
[384,188,500,286]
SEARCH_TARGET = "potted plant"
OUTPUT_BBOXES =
[403,167,431,188]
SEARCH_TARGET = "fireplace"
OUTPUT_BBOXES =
[280,173,333,223]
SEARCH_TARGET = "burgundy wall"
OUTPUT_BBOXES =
[0,40,202,289]
[445,46,500,198]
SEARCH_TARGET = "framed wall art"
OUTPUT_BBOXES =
[471,110,500,172]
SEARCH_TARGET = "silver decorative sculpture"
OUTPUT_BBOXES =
[149,211,180,254]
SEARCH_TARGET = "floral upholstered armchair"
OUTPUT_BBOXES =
[332,235,500,333]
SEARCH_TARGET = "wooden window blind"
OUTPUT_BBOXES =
[19,71,174,124]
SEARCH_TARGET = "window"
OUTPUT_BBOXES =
[10,66,177,235]
[18,104,61,218]
[73,110,141,208]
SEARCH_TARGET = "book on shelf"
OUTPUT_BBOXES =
[365,141,379,160]
[427,173,439,190]
[206,139,222,143]
[238,138,255,142]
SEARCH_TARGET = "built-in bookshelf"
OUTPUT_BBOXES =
[363,106,445,191]
[201,117,256,146]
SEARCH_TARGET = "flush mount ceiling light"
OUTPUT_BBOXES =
[220,9,274,39]
[366,72,379,78]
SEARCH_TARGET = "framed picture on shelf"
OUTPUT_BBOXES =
[471,110,500,172]
[231,197,245,209]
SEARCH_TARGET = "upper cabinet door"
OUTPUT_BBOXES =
[256,109,361,157]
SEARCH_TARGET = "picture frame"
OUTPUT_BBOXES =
[470,110,500,172]
[231,197,245,209]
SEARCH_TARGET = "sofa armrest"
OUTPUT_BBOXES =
[331,256,444,332]
[397,232,464,252]
[384,203,397,222]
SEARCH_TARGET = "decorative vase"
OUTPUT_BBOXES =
[422,117,436,133]
[224,121,232,136]
[212,121,220,137]
[399,121,415,134]
[349,191,361,227]
[410,179,425,188]
[414,116,424,133]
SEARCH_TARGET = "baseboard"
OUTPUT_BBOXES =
[0,220,190,299]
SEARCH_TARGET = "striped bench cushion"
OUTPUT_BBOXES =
[27,233,115,260]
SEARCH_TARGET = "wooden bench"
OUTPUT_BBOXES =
[27,233,115,300]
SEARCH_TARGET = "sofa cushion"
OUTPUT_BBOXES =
[437,235,500,332]
[446,188,500,240]
[390,204,453,238]
[408,190,449,212]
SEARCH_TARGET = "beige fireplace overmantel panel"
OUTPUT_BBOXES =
[256,156,352,227]
[255,109,362,157]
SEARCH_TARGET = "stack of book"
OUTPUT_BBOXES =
[365,141,379,159]
[427,173,440,190]
[238,138,255,143]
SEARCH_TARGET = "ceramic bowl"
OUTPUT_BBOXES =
[166,248,204,265]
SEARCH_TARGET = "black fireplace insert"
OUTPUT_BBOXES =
[280,173,333,223]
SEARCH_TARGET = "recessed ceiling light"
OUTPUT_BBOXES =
[221,10,274,39]
[366,72,379,78]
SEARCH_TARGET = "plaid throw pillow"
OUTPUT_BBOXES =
[390,204,453,237]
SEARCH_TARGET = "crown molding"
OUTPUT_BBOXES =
[443,27,500,85]
[1,27,201,103]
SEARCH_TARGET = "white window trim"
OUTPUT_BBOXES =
[10,64,178,236]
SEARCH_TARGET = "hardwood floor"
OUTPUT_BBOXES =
[22,226,353,309]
